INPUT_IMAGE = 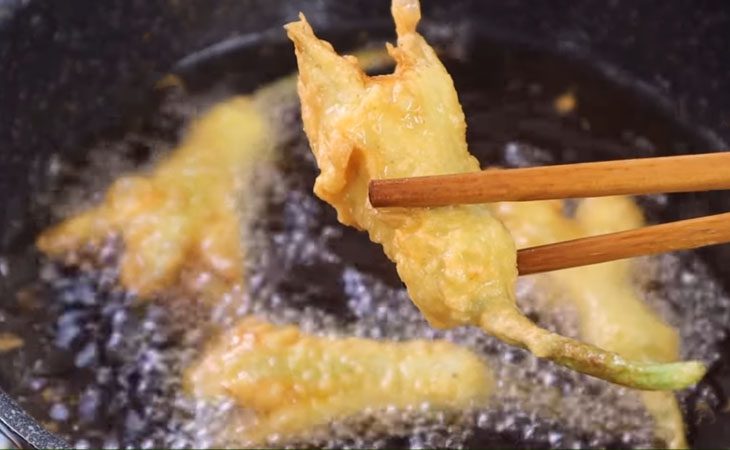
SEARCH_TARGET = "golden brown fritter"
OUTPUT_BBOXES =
[286,0,704,390]
[185,317,492,444]
[496,196,686,448]
[37,53,493,446]
[37,97,273,298]
[36,49,394,300]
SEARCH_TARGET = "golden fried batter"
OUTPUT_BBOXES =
[286,0,705,390]
[497,197,678,363]
[496,196,686,448]
[37,50,394,300]
[37,97,273,298]
[37,51,492,445]
[0,332,24,353]
[185,317,492,445]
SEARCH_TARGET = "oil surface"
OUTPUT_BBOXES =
[0,28,729,449]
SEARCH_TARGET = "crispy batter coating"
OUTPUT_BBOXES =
[36,51,492,445]
[37,97,273,298]
[286,0,705,390]
[185,317,492,444]
[36,50,394,300]
[287,1,517,330]
[496,196,686,448]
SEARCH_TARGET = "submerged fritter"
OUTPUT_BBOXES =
[37,55,493,445]
[37,97,273,298]
[36,51,394,300]
[185,317,492,444]
[286,0,705,390]
[496,196,687,448]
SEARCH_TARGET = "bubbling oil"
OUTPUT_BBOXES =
[3,34,730,449]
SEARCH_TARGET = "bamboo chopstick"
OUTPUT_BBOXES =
[369,152,730,207]
[517,212,730,275]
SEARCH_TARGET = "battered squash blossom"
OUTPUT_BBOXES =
[37,97,272,299]
[497,196,688,448]
[185,318,492,444]
[37,46,494,446]
[35,0,704,445]
[286,0,705,391]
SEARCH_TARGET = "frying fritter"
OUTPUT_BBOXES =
[185,317,492,445]
[36,51,394,300]
[37,96,273,298]
[37,51,492,446]
[496,196,686,448]
[286,0,705,390]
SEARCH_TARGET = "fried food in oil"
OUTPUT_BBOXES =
[286,0,705,390]
[37,51,491,445]
[185,317,492,444]
[0,332,24,353]
[496,196,687,448]
[36,50,393,300]
[37,97,273,298]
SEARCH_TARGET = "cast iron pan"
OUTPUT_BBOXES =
[1,1,729,448]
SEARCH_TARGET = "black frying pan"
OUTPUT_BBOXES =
[1,1,729,448]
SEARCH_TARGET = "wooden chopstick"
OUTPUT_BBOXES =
[369,152,730,207]
[517,211,730,275]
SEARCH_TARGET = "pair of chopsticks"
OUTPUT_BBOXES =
[368,152,730,275]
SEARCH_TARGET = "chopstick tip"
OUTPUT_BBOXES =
[369,179,390,207]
